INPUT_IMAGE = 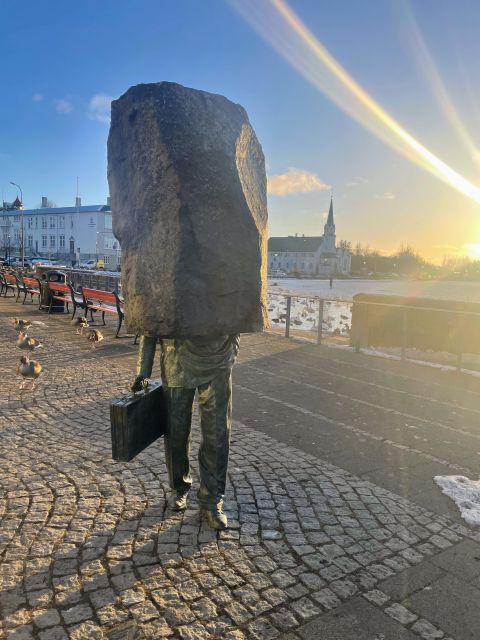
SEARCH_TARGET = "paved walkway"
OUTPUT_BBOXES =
[1,297,480,639]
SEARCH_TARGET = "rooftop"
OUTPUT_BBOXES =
[268,235,324,252]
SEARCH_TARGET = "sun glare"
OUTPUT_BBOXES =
[229,0,480,204]
[464,243,480,259]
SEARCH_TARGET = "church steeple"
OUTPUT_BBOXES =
[326,196,334,227]
[322,196,336,256]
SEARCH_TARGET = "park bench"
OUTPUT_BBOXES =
[19,276,42,306]
[47,281,85,318]
[81,287,124,337]
[2,273,17,298]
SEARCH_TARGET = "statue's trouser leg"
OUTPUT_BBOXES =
[163,387,195,495]
[196,368,233,508]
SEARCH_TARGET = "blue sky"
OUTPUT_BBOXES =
[1,0,480,261]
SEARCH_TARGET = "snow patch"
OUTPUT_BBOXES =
[434,475,480,526]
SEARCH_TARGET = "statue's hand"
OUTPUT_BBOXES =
[131,375,149,393]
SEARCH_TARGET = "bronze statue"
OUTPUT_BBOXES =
[133,335,240,529]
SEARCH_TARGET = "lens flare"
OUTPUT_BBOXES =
[229,0,480,204]
[397,1,480,168]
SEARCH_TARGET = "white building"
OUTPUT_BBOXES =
[268,198,351,276]
[0,196,121,269]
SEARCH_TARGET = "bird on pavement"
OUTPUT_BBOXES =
[17,355,43,390]
[71,317,89,334]
[84,328,104,349]
[16,331,43,352]
[11,318,46,331]
[12,318,31,332]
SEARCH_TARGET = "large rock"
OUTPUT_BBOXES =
[108,81,268,338]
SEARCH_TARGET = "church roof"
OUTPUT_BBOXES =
[268,236,323,252]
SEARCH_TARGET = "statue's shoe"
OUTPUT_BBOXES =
[200,506,228,530]
[169,492,188,511]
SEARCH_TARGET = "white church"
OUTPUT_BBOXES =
[268,198,351,276]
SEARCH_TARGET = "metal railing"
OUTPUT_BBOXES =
[268,291,480,372]
[268,291,347,346]
[61,269,121,294]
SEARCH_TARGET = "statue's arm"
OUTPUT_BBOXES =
[131,336,157,392]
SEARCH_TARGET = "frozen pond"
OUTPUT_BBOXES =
[268,277,480,303]
[267,278,480,336]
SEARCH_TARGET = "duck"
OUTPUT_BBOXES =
[17,355,43,389]
[16,331,43,352]
[71,317,89,334]
[12,318,31,332]
[84,328,104,349]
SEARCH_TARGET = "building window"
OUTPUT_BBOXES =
[59,235,65,249]
[35,217,38,229]
[41,217,47,229]
[59,215,65,229]
[104,255,110,265]
[105,214,112,230]
[70,216,74,229]
[14,215,20,222]
[27,217,33,229]
[90,217,95,225]
[50,235,55,248]
[42,235,47,248]
[27,235,33,248]
[49,216,55,229]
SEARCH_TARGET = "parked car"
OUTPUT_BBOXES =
[31,257,50,266]
[32,259,55,267]
[79,259,104,270]
[9,257,32,268]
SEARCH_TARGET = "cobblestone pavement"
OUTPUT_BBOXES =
[0,299,479,639]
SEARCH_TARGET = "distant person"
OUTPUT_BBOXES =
[329,275,333,289]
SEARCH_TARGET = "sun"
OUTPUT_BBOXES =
[464,243,480,259]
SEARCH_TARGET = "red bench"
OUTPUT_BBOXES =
[81,287,125,337]
[2,274,17,298]
[21,277,41,306]
[47,281,85,318]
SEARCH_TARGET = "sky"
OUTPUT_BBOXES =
[1,0,480,262]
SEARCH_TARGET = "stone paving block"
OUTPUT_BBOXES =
[411,618,445,640]
[38,627,69,640]
[5,626,35,640]
[384,603,418,625]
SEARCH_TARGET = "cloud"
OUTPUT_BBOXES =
[375,191,396,200]
[313,211,328,220]
[267,167,330,196]
[54,99,73,114]
[89,94,114,123]
[345,175,368,187]
[32,93,43,102]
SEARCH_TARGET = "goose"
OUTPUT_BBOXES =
[16,331,43,352]
[17,355,43,389]
[72,317,89,334]
[84,328,104,348]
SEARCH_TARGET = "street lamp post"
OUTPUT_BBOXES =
[10,182,24,265]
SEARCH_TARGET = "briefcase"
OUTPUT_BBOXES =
[110,380,167,462]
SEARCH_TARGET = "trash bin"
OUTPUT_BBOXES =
[39,270,68,313]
